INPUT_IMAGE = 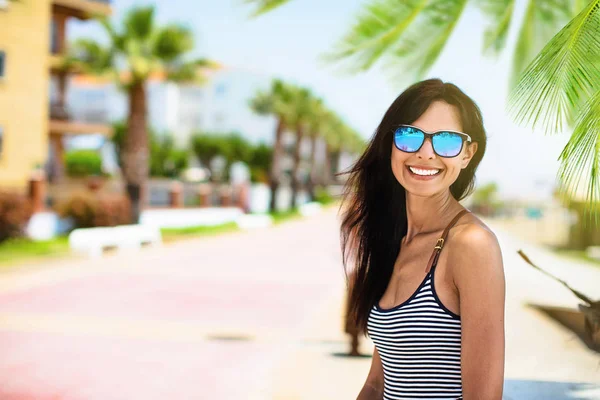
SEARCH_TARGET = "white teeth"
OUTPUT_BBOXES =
[409,166,440,176]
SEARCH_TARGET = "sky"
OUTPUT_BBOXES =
[69,0,575,200]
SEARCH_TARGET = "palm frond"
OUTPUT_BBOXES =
[507,1,600,135]
[71,38,114,74]
[249,90,273,115]
[573,0,590,14]
[308,98,327,136]
[321,0,430,73]
[123,6,155,41]
[517,250,597,304]
[383,0,469,84]
[476,0,517,55]
[166,58,215,83]
[555,89,600,225]
[244,0,292,17]
[322,116,346,151]
[321,0,468,85]
[249,79,296,125]
[152,24,194,62]
[94,14,128,57]
[510,0,574,89]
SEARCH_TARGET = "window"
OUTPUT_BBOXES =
[214,83,227,97]
[0,0,8,10]
[0,51,5,78]
[51,19,59,54]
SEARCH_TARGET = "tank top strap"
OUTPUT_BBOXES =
[425,209,470,273]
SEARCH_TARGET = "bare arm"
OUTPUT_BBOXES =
[357,346,384,400]
[452,226,506,399]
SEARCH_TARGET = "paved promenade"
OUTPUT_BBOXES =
[0,207,598,399]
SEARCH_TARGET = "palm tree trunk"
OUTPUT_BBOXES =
[269,118,285,213]
[307,134,318,201]
[329,149,341,184]
[322,143,331,186]
[122,81,149,224]
[290,123,305,209]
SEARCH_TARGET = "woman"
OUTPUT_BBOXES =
[339,78,505,399]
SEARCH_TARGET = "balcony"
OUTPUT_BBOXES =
[52,0,112,20]
[49,103,113,137]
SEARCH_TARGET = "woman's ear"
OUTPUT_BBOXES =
[462,142,478,169]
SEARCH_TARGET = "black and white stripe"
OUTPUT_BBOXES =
[367,270,463,400]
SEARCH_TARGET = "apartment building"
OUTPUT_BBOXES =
[0,0,51,190]
[0,0,113,190]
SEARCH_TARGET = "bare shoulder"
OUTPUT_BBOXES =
[447,213,504,288]
[449,212,498,247]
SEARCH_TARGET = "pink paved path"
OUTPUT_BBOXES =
[0,209,345,400]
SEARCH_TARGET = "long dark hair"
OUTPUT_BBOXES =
[338,78,487,334]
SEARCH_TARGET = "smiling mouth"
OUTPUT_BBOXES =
[406,165,442,176]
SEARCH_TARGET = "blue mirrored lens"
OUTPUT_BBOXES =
[433,132,463,157]
[394,127,463,157]
[394,127,423,152]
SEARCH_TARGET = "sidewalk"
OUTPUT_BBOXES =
[0,208,598,399]
[267,216,600,399]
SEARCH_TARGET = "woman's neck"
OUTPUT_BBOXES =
[404,191,463,245]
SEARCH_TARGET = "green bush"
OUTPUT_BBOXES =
[191,132,272,182]
[65,150,103,177]
[248,143,272,183]
[0,191,33,243]
[191,132,253,170]
[150,135,189,178]
[55,191,131,229]
[314,187,335,205]
[250,167,269,184]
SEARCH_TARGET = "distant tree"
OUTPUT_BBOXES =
[190,132,255,181]
[249,80,295,212]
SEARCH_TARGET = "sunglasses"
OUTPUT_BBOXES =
[393,124,472,158]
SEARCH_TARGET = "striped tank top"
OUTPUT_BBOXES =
[366,209,469,400]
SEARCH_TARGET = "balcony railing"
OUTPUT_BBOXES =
[49,102,112,137]
[50,103,110,124]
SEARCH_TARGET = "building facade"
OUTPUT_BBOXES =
[0,0,51,190]
[0,0,113,191]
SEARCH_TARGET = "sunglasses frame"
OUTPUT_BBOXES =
[393,124,472,158]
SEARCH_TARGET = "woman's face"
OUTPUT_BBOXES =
[391,100,478,197]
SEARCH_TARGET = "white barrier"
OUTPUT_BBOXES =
[140,207,243,229]
[299,202,322,217]
[68,224,162,258]
[236,214,273,230]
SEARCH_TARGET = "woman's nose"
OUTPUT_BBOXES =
[417,137,436,158]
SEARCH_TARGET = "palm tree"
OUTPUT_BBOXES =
[249,79,294,212]
[321,116,346,186]
[288,87,314,209]
[246,0,600,219]
[72,6,214,223]
[306,101,330,201]
[324,119,365,185]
